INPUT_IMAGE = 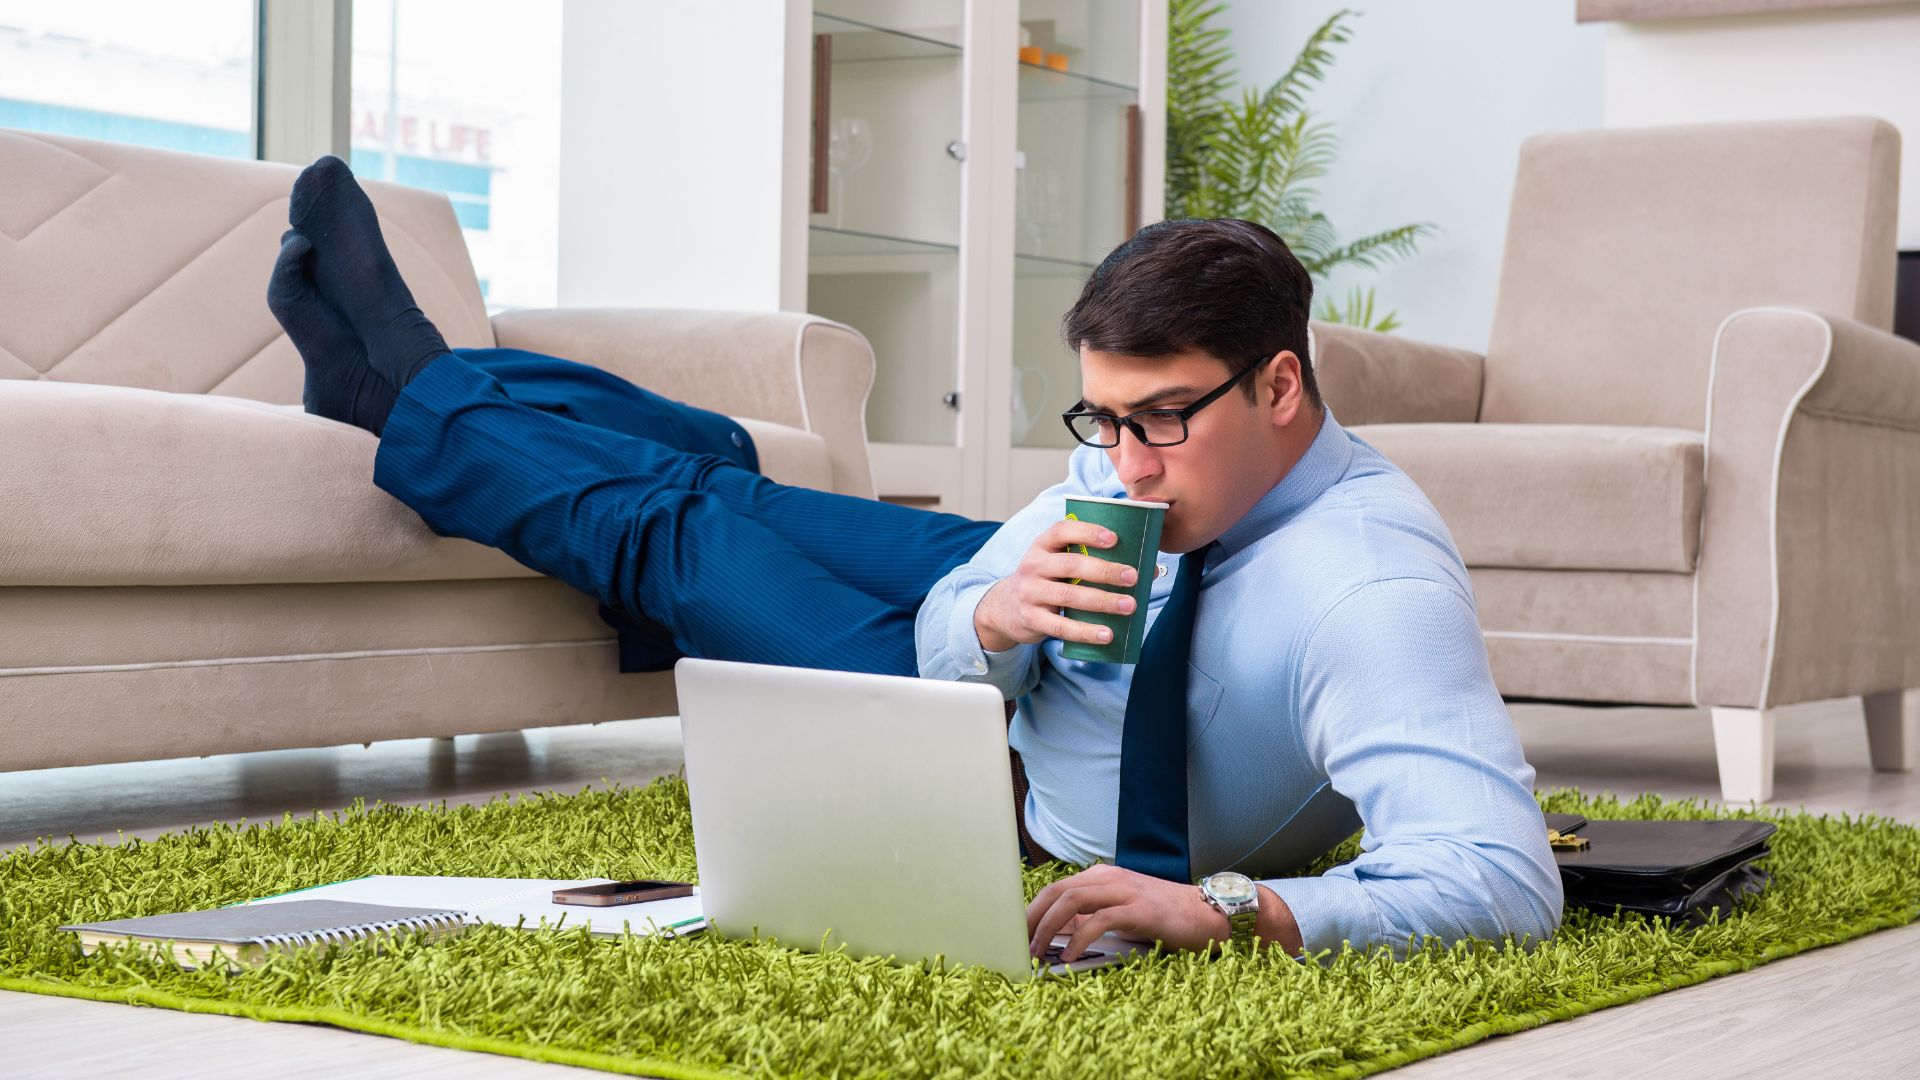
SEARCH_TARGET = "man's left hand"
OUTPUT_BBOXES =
[1026,862,1244,960]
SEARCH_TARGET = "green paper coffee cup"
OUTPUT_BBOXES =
[1058,495,1168,664]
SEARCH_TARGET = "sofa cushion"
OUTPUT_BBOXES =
[1351,423,1705,573]
[0,380,838,587]
[0,128,493,403]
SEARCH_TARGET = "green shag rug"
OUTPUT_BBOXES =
[4,780,1918,1079]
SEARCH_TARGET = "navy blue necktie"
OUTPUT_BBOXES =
[1113,543,1212,883]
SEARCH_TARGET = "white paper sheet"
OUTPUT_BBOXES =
[249,876,706,937]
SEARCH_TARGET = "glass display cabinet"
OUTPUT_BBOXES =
[805,5,968,507]
[1006,0,1151,506]
[807,0,1163,517]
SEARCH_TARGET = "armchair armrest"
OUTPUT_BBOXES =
[491,308,876,499]
[1693,308,1920,709]
[1309,320,1484,426]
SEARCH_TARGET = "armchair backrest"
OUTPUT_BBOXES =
[1481,117,1899,430]
[0,128,492,403]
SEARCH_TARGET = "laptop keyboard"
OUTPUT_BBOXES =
[1042,943,1106,965]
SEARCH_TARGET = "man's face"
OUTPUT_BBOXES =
[1075,347,1291,553]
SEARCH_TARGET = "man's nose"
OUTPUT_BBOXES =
[1110,430,1163,488]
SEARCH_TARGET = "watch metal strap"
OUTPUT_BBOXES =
[1224,905,1258,948]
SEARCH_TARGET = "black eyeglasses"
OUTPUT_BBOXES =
[1061,359,1267,449]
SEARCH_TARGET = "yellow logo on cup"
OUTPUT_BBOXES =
[1065,511,1088,585]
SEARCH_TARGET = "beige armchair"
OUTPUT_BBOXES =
[0,129,876,773]
[1315,117,1918,804]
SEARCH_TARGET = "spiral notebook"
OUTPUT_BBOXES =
[62,899,467,970]
[246,875,707,939]
[63,877,706,970]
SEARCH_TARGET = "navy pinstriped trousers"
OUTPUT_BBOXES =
[373,348,1001,677]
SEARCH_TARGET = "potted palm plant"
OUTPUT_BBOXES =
[1167,2,1429,331]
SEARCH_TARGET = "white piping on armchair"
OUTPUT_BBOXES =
[1689,305,1834,711]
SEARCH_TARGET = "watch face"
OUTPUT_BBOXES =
[1204,872,1256,906]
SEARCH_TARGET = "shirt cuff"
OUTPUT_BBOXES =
[1260,873,1386,963]
[915,575,1036,693]
[947,580,1035,682]
[943,580,994,674]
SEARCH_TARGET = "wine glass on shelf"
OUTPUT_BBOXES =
[1015,148,1042,253]
[827,115,873,230]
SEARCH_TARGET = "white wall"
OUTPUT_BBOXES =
[1214,1,1604,351]
[1604,4,1920,249]
[557,0,809,311]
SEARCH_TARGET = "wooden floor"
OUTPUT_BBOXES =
[4,697,1918,1078]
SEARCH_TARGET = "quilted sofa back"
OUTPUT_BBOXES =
[1481,116,1900,431]
[0,129,494,403]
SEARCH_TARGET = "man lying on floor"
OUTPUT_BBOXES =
[268,156,1563,964]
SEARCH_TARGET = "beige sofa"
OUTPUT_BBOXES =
[1314,117,1919,803]
[0,129,877,773]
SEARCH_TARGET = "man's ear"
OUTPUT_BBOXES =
[1265,351,1306,428]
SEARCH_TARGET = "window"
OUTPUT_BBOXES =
[0,0,254,157]
[351,0,562,312]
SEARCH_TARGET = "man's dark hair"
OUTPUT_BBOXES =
[1062,218,1319,408]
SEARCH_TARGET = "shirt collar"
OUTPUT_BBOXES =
[1209,408,1353,565]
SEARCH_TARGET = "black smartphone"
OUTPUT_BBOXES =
[551,879,695,907]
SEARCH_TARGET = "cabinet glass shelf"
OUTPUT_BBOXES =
[1016,60,1136,104]
[813,12,961,62]
[1014,251,1099,277]
[811,225,960,258]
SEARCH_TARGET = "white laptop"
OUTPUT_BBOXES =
[673,657,1146,979]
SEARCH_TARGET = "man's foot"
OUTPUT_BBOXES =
[266,229,400,434]
[288,155,450,390]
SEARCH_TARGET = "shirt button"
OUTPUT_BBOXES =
[730,431,745,448]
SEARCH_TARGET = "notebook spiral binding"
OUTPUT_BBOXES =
[249,910,466,950]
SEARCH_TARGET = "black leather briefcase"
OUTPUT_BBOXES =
[1542,812,1776,923]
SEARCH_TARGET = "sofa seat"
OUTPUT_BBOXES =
[1352,422,1706,574]
[0,379,834,588]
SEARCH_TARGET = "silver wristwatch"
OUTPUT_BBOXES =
[1199,871,1260,950]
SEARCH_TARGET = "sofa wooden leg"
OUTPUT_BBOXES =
[1863,690,1914,772]
[1711,707,1775,804]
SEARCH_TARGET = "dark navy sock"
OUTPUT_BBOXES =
[266,229,400,434]
[288,155,451,391]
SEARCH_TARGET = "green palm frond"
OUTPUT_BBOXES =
[1164,2,1428,333]
[1317,285,1402,333]
[1261,10,1355,119]
[1168,0,1236,113]
[1256,111,1337,220]
[1300,223,1434,278]
[1276,206,1340,268]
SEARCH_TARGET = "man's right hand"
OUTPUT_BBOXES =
[973,519,1140,653]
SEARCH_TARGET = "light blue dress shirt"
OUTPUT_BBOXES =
[915,410,1564,958]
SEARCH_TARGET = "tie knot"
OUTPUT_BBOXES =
[1182,542,1217,578]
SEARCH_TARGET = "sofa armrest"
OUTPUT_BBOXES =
[1693,308,1920,709]
[491,308,877,499]
[1309,320,1484,425]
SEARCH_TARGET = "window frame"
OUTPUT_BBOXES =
[253,0,353,164]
